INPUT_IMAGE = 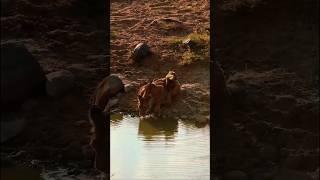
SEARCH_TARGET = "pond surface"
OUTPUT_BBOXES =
[111,114,210,180]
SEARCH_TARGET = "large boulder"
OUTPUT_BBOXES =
[91,75,125,112]
[1,42,46,109]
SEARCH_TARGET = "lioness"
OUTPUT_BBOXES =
[137,71,180,117]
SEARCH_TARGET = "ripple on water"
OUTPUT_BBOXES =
[111,114,210,180]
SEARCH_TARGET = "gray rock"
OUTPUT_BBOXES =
[1,42,46,109]
[131,43,151,63]
[46,70,75,97]
[92,75,124,109]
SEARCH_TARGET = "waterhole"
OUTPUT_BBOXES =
[111,114,210,180]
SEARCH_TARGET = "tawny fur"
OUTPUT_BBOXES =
[137,71,181,117]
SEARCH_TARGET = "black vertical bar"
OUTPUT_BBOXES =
[106,0,111,77]
[210,0,216,178]
[106,0,111,178]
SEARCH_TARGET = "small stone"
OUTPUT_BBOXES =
[131,42,151,63]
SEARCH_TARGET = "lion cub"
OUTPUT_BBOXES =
[137,71,180,117]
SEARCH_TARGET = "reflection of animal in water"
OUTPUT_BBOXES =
[138,118,178,141]
[137,71,181,117]
[88,105,107,173]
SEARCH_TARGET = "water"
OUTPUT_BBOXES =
[111,114,210,180]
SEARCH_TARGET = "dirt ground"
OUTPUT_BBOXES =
[110,0,210,122]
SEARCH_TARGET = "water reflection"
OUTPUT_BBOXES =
[138,117,178,141]
[110,113,124,126]
[111,114,210,180]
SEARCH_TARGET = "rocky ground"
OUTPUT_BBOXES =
[1,0,107,179]
[214,0,319,179]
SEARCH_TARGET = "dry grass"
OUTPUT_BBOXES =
[111,31,117,40]
[169,32,210,65]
